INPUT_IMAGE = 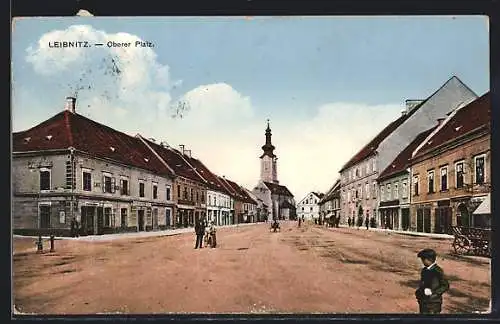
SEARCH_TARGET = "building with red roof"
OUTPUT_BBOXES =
[13,97,176,236]
[137,136,209,228]
[338,76,478,227]
[376,126,437,231]
[409,92,490,233]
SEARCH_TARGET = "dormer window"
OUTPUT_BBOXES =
[24,137,31,143]
[109,146,115,152]
[455,126,463,132]
[45,135,53,141]
[144,157,149,162]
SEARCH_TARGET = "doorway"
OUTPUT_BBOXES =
[416,209,423,232]
[435,207,452,234]
[401,208,410,231]
[153,208,158,230]
[457,204,470,227]
[138,209,145,231]
[97,207,104,235]
[39,205,51,229]
[423,208,431,233]
[81,206,95,235]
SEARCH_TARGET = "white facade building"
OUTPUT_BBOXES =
[296,192,323,221]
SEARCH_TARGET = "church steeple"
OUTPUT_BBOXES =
[261,119,276,158]
[260,119,278,183]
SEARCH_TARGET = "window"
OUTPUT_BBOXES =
[310,207,313,212]
[190,188,194,201]
[196,191,199,202]
[427,171,435,193]
[475,155,485,184]
[365,183,370,199]
[366,162,370,175]
[440,167,448,191]
[455,161,464,188]
[166,185,171,200]
[40,168,51,190]
[102,174,115,193]
[372,159,376,172]
[372,182,377,198]
[381,186,385,201]
[413,175,419,196]
[355,168,359,178]
[153,183,158,199]
[401,181,408,198]
[394,183,399,199]
[139,182,145,197]
[201,192,205,203]
[183,187,188,200]
[104,207,112,227]
[121,208,128,227]
[386,184,391,200]
[177,185,181,198]
[82,171,92,191]
[120,178,129,195]
[214,196,217,206]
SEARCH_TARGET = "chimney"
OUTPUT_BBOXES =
[437,118,445,126]
[184,149,192,158]
[179,144,185,154]
[148,138,156,143]
[65,97,76,113]
[400,109,407,116]
[405,99,424,113]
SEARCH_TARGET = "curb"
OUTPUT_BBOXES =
[323,225,454,240]
[13,222,262,243]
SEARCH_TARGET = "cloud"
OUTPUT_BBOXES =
[24,25,178,124]
[21,24,404,202]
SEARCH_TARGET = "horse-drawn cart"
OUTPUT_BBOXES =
[451,226,491,257]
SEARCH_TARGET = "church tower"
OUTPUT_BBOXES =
[260,120,279,183]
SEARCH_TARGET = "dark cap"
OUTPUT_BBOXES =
[417,248,437,261]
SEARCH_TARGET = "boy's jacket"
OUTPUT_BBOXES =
[415,264,450,303]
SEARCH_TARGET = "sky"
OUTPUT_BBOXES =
[11,16,489,201]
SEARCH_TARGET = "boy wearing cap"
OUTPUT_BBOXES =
[415,248,450,314]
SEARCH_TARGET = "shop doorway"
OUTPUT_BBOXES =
[457,204,470,227]
[39,205,51,229]
[138,209,145,231]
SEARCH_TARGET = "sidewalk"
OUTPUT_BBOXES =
[13,222,261,243]
[329,224,454,240]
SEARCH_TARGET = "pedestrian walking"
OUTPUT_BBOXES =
[298,217,302,227]
[194,220,204,249]
[348,217,351,227]
[208,221,217,248]
[415,248,449,314]
[365,217,369,230]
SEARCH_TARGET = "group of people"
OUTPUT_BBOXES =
[194,219,217,249]
[347,216,371,230]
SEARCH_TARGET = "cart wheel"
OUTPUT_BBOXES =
[453,236,470,255]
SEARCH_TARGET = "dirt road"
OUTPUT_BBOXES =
[13,222,490,314]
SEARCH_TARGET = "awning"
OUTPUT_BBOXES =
[324,212,333,219]
[473,194,490,215]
